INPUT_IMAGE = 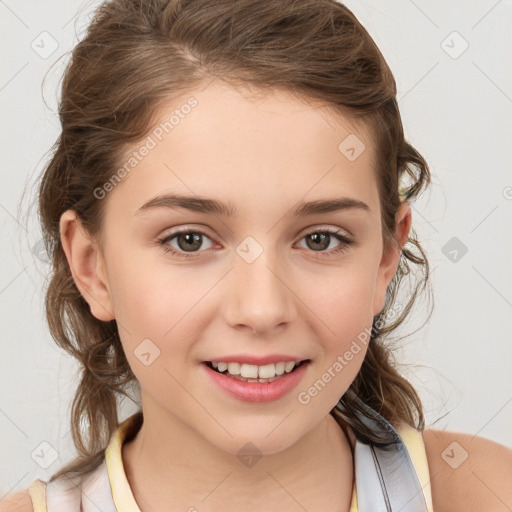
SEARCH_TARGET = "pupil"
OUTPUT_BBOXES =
[179,232,201,251]
[308,233,329,251]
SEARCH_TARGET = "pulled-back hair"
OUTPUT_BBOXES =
[37,0,432,482]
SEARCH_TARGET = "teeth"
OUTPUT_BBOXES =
[284,361,295,373]
[227,362,241,375]
[240,363,259,378]
[257,363,276,379]
[275,362,285,375]
[210,360,302,378]
[229,374,282,383]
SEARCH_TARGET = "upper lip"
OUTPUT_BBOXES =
[204,354,310,365]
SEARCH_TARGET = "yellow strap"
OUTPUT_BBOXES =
[27,479,47,512]
[105,414,143,512]
[399,424,434,512]
[25,416,432,512]
[348,485,358,512]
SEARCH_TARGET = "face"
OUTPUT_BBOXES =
[61,81,410,456]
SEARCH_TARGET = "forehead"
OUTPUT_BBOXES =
[104,81,379,223]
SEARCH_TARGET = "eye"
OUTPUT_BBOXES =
[156,227,355,259]
[156,229,214,258]
[296,228,354,257]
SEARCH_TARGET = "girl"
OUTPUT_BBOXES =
[4,0,511,511]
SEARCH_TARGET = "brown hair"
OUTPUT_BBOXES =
[37,0,432,483]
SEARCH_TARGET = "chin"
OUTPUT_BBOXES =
[200,419,309,458]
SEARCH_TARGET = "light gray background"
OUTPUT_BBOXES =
[1,0,511,496]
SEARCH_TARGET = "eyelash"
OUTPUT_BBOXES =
[156,228,355,259]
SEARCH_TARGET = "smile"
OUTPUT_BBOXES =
[201,360,311,402]
[207,360,307,380]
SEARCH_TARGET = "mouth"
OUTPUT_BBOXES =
[202,359,311,383]
[201,358,312,402]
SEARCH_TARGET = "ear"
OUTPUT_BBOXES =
[372,201,412,316]
[59,209,115,321]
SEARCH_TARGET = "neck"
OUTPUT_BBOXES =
[122,400,354,512]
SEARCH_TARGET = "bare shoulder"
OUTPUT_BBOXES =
[422,427,512,512]
[0,490,33,512]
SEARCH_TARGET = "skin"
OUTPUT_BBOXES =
[59,81,403,511]
[423,429,512,511]
[3,433,512,512]
[48,81,512,512]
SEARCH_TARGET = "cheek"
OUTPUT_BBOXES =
[304,261,377,335]
[299,262,376,388]
[108,258,217,362]
[108,246,198,324]
[109,269,198,396]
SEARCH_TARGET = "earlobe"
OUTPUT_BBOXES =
[372,202,412,316]
[59,210,115,322]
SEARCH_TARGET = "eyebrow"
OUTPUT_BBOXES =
[135,193,370,218]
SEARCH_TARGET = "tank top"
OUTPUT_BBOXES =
[26,400,434,512]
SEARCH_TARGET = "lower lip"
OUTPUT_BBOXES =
[202,361,310,403]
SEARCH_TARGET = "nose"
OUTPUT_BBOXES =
[223,243,295,335]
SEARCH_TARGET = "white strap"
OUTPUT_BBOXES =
[46,460,117,512]
[343,391,429,512]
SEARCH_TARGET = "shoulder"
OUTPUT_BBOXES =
[0,490,33,512]
[422,427,512,512]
